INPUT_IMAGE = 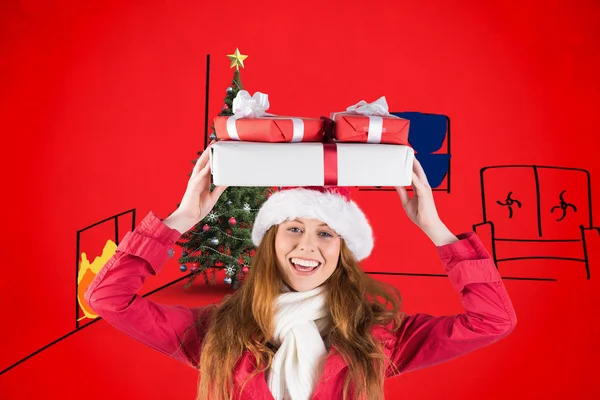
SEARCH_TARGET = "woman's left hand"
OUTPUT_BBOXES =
[395,158,458,246]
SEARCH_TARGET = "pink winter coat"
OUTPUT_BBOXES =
[85,212,517,399]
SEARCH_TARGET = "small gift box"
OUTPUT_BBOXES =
[214,90,326,142]
[330,96,410,145]
[209,141,414,187]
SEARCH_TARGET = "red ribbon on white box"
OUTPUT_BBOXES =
[323,143,338,185]
[226,90,305,142]
[331,96,400,143]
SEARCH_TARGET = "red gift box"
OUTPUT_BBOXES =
[214,115,326,143]
[330,113,410,145]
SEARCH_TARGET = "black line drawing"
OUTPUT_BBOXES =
[204,54,211,149]
[75,209,136,329]
[0,209,195,376]
[496,191,521,218]
[473,165,600,281]
[550,190,577,222]
[365,271,555,281]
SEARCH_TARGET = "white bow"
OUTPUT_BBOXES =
[329,96,398,143]
[232,90,270,118]
[227,90,305,142]
[345,96,390,116]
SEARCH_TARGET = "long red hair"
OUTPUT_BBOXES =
[193,224,405,399]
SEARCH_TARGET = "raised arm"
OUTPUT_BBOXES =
[385,232,517,377]
[84,211,215,368]
[85,142,227,368]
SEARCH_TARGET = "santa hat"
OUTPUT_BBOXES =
[251,186,374,261]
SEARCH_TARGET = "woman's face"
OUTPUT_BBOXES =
[274,218,341,292]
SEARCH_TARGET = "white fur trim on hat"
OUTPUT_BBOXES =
[251,188,374,261]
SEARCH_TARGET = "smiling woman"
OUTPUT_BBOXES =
[85,151,517,400]
[252,186,375,263]
[275,217,342,291]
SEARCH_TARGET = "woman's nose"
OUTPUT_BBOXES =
[297,232,318,251]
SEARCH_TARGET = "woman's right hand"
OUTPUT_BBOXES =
[164,142,228,234]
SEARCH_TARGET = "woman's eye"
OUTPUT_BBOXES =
[286,227,334,238]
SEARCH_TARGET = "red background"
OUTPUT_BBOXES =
[1,0,599,398]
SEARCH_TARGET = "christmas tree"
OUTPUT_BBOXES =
[176,48,271,290]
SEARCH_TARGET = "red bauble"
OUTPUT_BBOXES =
[202,224,210,232]
[242,266,249,273]
[229,217,237,226]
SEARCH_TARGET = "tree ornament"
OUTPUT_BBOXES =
[242,266,249,274]
[190,265,199,273]
[226,48,248,71]
[180,264,188,272]
[209,132,217,141]
[202,224,210,232]
[206,212,218,222]
[224,276,232,285]
[226,86,234,94]
[210,237,219,246]
[225,265,236,276]
[222,104,229,112]
[182,250,188,257]
[243,203,251,212]
[228,217,237,226]
[226,200,232,206]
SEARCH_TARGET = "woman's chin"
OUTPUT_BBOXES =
[286,278,322,292]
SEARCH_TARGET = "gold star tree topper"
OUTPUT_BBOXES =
[227,48,248,70]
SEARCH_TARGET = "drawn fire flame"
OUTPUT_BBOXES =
[77,239,117,321]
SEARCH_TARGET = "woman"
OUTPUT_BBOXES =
[85,143,517,400]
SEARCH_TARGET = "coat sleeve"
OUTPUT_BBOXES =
[385,232,517,378]
[84,211,215,369]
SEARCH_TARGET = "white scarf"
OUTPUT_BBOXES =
[267,284,330,400]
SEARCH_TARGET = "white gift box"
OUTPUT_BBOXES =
[209,141,414,187]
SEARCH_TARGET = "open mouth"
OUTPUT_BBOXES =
[289,258,322,274]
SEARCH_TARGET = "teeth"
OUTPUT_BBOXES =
[291,258,320,268]
[293,263,316,272]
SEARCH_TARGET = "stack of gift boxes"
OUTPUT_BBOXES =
[209,91,414,187]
